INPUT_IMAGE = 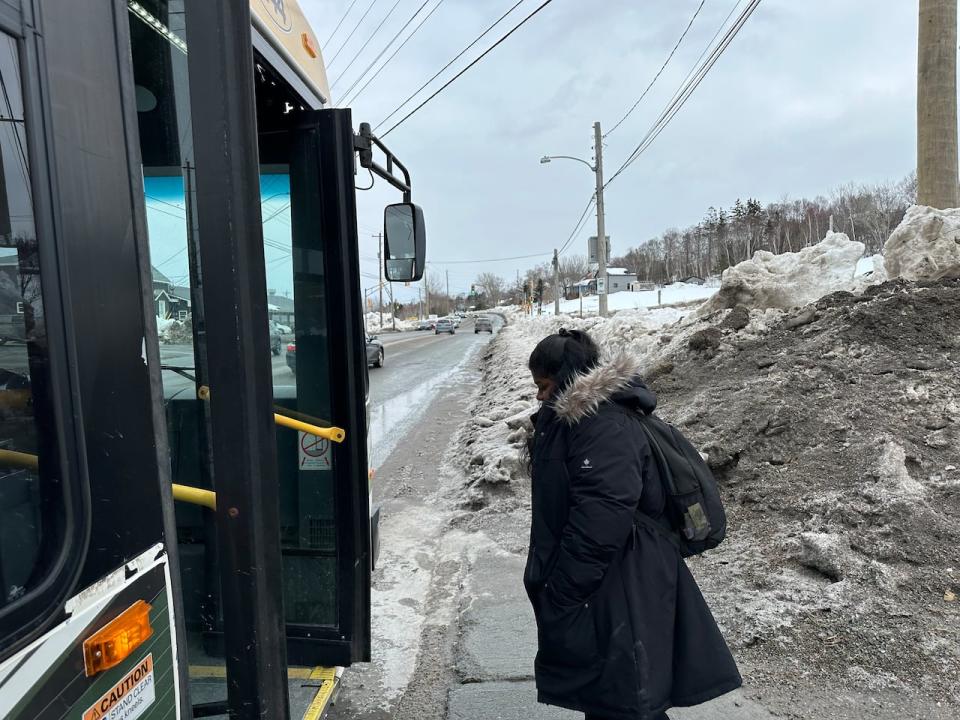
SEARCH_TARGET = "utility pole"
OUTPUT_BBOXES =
[389,282,396,330]
[553,249,560,315]
[918,0,959,208]
[424,270,430,316]
[375,233,384,330]
[593,121,608,317]
[446,269,450,313]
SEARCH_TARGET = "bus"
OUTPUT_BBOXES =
[0,1,424,718]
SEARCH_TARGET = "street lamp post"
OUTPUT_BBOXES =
[540,121,608,317]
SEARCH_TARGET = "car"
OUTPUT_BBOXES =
[449,316,461,328]
[365,335,384,368]
[416,319,434,331]
[474,317,493,334]
[269,320,283,355]
[286,336,385,372]
[435,318,455,335]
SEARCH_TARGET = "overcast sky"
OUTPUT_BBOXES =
[299,0,920,302]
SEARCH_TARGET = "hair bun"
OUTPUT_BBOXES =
[558,327,570,337]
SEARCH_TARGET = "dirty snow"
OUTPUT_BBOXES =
[884,204,960,281]
[453,229,960,714]
[699,232,880,314]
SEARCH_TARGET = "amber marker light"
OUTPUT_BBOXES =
[83,600,153,676]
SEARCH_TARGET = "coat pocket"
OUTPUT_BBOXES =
[537,595,600,668]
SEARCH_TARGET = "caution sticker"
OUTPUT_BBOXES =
[298,431,332,471]
[83,654,155,720]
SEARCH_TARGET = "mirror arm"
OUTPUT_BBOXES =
[354,122,412,203]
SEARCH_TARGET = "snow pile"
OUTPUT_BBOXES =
[456,265,960,709]
[650,278,960,706]
[364,312,416,333]
[156,316,192,344]
[884,205,960,281]
[699,232,880,314]
[453,309,694,507]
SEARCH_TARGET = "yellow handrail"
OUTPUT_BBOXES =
[172,483,216,510]
[199,385,345,443]
[273,413,346,443]
[0,448,39,471]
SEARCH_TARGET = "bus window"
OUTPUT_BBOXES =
[0,31,65,625]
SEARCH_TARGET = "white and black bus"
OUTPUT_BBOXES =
[0,1,425,718]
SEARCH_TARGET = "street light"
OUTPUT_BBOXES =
[540,122,608,317]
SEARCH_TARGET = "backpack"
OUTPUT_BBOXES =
[633,412,726,557]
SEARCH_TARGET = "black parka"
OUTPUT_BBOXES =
[523,352,742,719]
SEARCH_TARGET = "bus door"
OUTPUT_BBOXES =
[130,1,375,712]
[1,1,187,719]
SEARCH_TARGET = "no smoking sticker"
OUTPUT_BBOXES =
[299,431,331,470]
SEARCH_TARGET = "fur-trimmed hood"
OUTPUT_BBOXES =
[552,351,656,424]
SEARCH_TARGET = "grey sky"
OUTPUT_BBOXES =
[300,0,919,302]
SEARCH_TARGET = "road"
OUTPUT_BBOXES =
[366,322,492,467]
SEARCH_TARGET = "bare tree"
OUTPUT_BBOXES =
[558,255,588,299]
[474,272,506,306]
[918,0,959,207]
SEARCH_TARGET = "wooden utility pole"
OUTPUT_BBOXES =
[593,121,608,317]
[918,0,959,208]
[375,233,383,330]
[553,249,560,315]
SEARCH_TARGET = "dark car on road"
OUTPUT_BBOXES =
[475,316,493,333]
[286,336,384,372]
[435,318,455,335]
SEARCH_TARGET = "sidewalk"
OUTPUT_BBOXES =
[446,548,780,720]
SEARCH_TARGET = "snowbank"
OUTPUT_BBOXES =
[365,312,415,333]
[884,204,960,281]
[699,232,876,314]
[157,316,192,344]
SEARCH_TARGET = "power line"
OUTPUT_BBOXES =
[341,0,445,107]
[605,0,762,189]
[381,0,557,138]
[558,195,597,256]
[330,0,404,91]
[327,0,382,68]
[337,0,433,102]
[604,0,707,139]
[323,0,360,49]
[375,0,528,133]
[427,251,551,265]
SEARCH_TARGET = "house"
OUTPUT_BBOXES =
[266,291,295,328]
[679,276,706,285]
[629,280,656,291]
[576,267,638,295]
[152,266,190,320]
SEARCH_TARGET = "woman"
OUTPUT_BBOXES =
[523,328,741,720]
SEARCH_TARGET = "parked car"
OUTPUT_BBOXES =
[269,320,283,355]
[475,316,493,334]
[435,318,455,335]
[286,336,385,372]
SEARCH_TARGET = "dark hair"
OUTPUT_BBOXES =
[528,328,600,390]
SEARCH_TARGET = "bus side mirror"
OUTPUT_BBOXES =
[383,203,426,282]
